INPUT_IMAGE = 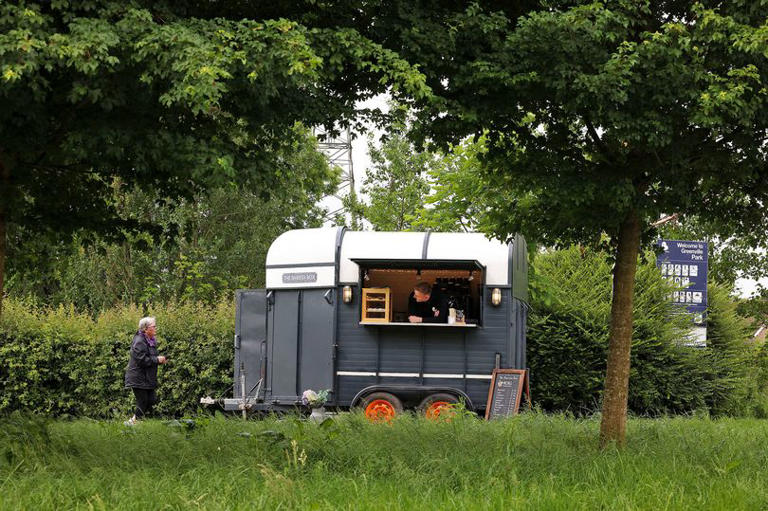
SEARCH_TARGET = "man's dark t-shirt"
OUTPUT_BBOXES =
[408,289,449,323]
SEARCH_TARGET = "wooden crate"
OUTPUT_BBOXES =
[361,287,392,323]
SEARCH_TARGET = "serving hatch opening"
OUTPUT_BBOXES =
[352,258,486,326]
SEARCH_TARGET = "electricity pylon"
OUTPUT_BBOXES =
[315,126,360,228]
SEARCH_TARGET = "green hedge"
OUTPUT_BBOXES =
[2,248,764,419]
[528,247,765,417]
[0,300,234,418]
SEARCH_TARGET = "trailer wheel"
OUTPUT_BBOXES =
[361,392,403,422]
[418,393,460,420]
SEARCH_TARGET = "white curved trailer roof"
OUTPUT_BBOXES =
[265,227,513,289]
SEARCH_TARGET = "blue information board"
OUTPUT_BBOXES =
[656,240,708,322]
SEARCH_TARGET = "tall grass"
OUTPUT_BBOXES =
[1,412,767,510]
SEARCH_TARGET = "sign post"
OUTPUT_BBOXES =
[657,239,708,346]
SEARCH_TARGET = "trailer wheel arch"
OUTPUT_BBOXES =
[350,385,474,412]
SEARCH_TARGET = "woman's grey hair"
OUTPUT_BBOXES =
[138,317,156,332]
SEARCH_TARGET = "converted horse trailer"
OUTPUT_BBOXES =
[223,227,528,418]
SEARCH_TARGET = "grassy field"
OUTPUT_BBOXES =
[1,411,767,510]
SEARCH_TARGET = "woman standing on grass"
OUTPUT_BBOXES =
[124,316,167,425]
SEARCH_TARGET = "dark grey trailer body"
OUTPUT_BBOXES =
[225,228,527,414]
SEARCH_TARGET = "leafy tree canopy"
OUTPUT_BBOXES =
[374,1,768,248]
[414,135,489,233]
[350,0,768,446]
[6,125,338,309]
[353,132,432,231]
[0,1,430,314]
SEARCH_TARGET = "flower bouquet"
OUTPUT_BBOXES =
[302,389,330,423]
[301,389,329,409]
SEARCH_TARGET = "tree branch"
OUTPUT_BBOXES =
[584,117,613,163]
[651,213,678,227]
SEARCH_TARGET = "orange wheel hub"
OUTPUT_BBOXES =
[364,399,397,422]
[425,401,455,420]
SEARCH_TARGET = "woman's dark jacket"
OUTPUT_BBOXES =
[124,332,159,389]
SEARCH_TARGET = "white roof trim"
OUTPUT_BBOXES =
[427,233,509,286]
[266,227,338,267]
[339,231,426,283]
[266,229,514,288]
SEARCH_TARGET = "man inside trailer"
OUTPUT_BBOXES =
[408,282,449,323]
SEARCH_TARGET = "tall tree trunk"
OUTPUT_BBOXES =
[0,156,8,320]
[0,206,5,320]
[599,208,641,448]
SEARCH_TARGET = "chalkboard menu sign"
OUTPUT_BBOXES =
[485,369,530,420]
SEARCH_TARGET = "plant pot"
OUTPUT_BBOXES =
[309,406,326,423]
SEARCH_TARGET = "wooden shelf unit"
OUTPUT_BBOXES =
[361,287,392,323]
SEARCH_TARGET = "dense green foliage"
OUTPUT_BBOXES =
[2,413,768,509]
[737,288,768,329]
[2,247,764,419]
[351,0,768,444]
[352,132,432,231]
[0,299,234,417]
[413,136,489,233]
[7,126,338,309]
[366,2,768,247]
[355,129,490,233]
[0,1,429,316]
[354,128,492,233]
[528,248,765,417]
[705,283,768,416]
